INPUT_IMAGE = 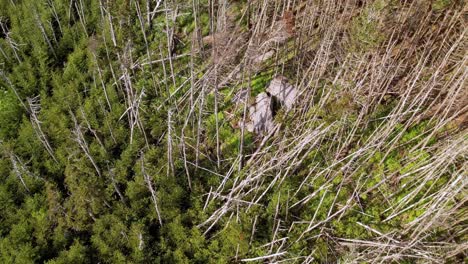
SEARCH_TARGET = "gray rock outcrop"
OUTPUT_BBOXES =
[266,76,297,111]
[240,76,298,135]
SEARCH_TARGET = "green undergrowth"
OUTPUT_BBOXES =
[348,0,389,53]
[0,0,464,263]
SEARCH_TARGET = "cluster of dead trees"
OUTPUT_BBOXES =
[2,0,465,262]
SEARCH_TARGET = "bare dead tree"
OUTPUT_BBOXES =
[149,0,163,21]
[9,153,30,192]
[33,9,57,59]
[47,0,63,35]
[79,107,105,150]
[141,151,163,225]
[70,110,101,177]
[193,1,467,262]
[93,54,112,111]
[106,162,126,203]
[162,1,178,89]
[167,109,174,177]
[134,0,159,96]
[99,0,117,47]
[74,0,88,36]
[27,96,58,163]
[0,19,21,63]
[1,140,46,193]
[118,50,149,147]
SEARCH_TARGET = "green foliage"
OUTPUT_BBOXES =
[0,0,463,263]
[432,0,452,11]
[46,240,88,264]
[349,0,387,53]
[250,72,274,96]
[0,90,22,139]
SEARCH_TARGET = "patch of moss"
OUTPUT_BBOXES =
[348,1,387,53]
[250,71,274,97]
[432,0,452,11]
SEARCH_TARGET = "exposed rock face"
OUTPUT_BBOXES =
[236,77,297,135]
[246,92,275,134]
[266,76,297,111]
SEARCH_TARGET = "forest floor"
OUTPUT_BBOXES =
[0,0,466,263]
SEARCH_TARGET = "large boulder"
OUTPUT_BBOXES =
[246,92,275,134]
[237,77,297,135]
[266,76,297,111]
